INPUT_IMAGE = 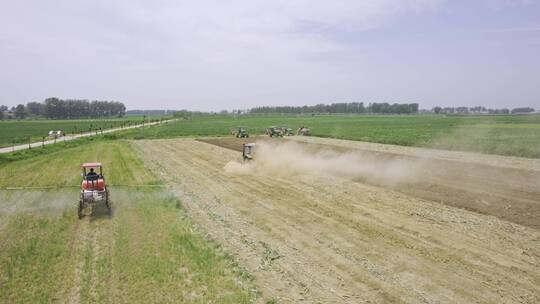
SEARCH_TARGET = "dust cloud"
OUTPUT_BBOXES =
[224,141,423,185]
[0,189,79,215]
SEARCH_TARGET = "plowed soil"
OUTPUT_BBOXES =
[198,136,540,229]
[134,138,540,303]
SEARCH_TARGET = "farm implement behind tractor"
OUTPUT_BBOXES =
[79,163,111,218]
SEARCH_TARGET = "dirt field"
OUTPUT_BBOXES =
[199,136,540,229]
[134,137,540,303]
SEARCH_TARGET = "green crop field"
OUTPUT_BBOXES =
[119,114,540,158]
[0,116,166,148]
[4,114,539,158]
[0,140,254,303]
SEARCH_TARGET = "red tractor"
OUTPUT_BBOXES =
[79,163,111,218]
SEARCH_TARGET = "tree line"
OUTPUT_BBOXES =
[0,98,126,119]
[431,106,536,115]
[249,102,419,114]
[126,109,174,116]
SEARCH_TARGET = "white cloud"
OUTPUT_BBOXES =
[0,0,445,109]
[2,1,538,110]
[480,25,540,33]
[481,0,533,10]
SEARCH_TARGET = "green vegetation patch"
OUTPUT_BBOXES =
[111,191,254,303]
[0,117,152,148]
[0,140,158,188]
[119,114,540,158]
[0,190,255,304]
[0,210,76,303]
[0,136,100,166]
[0,140,255,303]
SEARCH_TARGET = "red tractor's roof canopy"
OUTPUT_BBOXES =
[82,162,102,168]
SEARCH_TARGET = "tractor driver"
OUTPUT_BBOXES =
[86,168,98,179]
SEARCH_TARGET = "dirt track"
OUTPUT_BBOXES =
[134,138,540,303]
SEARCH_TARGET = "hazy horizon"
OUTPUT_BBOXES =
[1,1,539,111]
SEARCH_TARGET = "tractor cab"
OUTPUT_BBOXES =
[265,126,284,137]
[243,143,256,161]
[82,163,104,186]
[280,126,293,136]
[236,127,249,138]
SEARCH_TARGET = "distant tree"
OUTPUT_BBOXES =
[456,107,469,114]
[408,103,419,113]
[14,104,27,119]
[126,109,169,116]
[249,101,417,115]
[0,105,6,120]
[173,110,191,119]
[44,97,63,119]
[511,107,535,114]
[432,106,442,114]
[42,98,125,119]
[26,102,44,116]
[490,108,510,115]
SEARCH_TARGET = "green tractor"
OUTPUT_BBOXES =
[265,126,284,137]
[280,126,294,136]
[232,127,249,138]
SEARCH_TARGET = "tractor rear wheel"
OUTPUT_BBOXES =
[105,190,111,215]
[78,201,84,219]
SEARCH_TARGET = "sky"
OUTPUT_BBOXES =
[0,0,539,111]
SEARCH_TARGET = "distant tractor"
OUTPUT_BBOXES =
[243,143,256,161]
[232,127,249,138]
[297,126,310,136]
[281,126,294,136]
[265,126,284,137]
[79,163,111,218]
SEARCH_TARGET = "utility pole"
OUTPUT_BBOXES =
[142,115,146,137]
